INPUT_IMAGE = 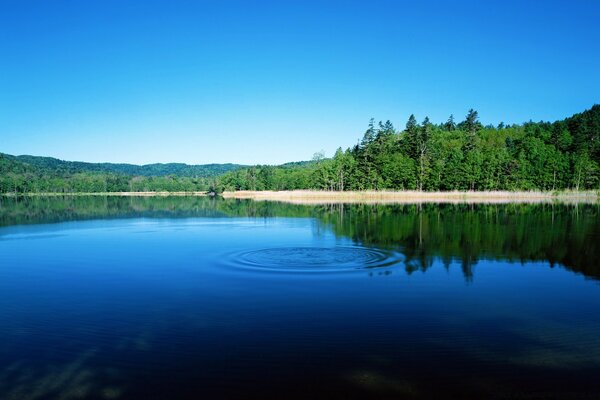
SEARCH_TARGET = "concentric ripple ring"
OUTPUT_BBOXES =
[226,246,403,273]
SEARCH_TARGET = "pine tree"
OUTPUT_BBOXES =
[361,118,376,148]
[460,109,481,151]
[444,114,456,131]
[406,114,418,134]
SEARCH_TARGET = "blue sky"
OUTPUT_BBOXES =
[1,0,599,165]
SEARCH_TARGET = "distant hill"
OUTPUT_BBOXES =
[277,160,316,168]
[1,153,245,178]
[0,154,36,175]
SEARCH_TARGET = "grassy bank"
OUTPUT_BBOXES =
[1,190,598,204]
[221,190,600,204]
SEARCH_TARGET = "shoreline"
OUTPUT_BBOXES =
[1,190,598,204]
[221,190,599,204]
[0,191,209,197]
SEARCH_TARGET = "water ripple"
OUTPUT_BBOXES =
[225,246,403,273]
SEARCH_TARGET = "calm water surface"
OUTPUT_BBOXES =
[1,196,599,399]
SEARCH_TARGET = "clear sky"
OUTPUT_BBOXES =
[1,0,599,165]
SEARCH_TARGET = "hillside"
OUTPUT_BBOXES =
[0,153,242,193]
[1,153,245,178]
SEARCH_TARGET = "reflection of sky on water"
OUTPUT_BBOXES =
[0,207,599,399]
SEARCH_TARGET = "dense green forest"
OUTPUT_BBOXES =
[3,153,244,177]
[0,153,243,193]
[1,105,599,193]
[219,105,600,192]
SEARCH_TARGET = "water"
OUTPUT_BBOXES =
[1,196,599,399]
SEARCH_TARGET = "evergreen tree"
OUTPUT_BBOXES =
[444,114,456,131]
[406,114,418,134]
[462,108,481,134]
[361,118,376,148]
[460,109,481,151]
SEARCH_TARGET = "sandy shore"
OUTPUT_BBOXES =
[221,190,599,204]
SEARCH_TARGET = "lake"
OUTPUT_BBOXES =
[1,196,599,399]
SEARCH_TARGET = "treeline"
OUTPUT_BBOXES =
[218,105,600,192]
[0,156,214,193]
[0,152,245,194]
[1,105,599,194]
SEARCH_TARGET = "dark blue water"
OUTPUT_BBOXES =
[1,197,599,399]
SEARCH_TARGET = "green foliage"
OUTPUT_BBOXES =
[1,105,600,193]
[216,105,600,192]
[2,154,244,177]
[0,154,214,193]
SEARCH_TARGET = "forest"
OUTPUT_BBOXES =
[1,105,599,194]
[3,153,244,177]
[219,105,600,192]
[0,154,241,193]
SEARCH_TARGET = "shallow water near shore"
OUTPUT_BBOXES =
[1,196,600,399]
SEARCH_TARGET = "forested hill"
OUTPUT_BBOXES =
[1,153,244,177]
[1,105,599,193]
[0,153,244,193]
[218,105,600,192]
